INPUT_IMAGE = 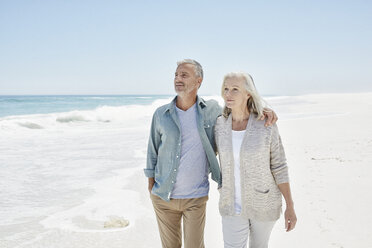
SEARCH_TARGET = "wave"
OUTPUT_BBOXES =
[56,114,89,123]
[17,122,44,129]
[1,94,338,132]
[0,97,173,132]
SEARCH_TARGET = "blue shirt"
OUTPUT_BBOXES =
[144,96,222,201]
[171,103,209,198]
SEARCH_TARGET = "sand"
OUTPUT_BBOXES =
[1,92,371,248]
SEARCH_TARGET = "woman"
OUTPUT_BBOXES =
[215,72,297,248]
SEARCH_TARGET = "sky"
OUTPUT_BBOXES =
[0,0,371,96]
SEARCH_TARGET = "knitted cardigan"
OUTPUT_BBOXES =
[215,114,289,221]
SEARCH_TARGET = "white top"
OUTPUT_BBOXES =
[232,129,246,214]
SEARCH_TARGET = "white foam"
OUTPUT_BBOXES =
[17,122,44,129]
[0,97,172,133]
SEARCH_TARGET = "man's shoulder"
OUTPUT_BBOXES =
[153,100,173,115]
[202,98,220,107]
[199,99,222,124]
[199,97,222,112]
[154,104,168,113]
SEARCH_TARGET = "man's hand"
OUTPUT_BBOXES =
[260,108,278,127]
[284,206,297,232]
[148,178,155,194]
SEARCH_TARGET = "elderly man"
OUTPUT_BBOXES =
[144,59,276,248]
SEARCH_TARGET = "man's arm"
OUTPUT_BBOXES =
[148,177,155,194]
[260,108,278,127]
[144,112,160,193]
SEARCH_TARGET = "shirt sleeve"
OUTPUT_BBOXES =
[144,111,160,178]
[270,124,289,185]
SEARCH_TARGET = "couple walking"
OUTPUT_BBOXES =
[144,59,297,248]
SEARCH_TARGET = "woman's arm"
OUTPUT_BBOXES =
[278,182,297,232]
[270,124,297,231]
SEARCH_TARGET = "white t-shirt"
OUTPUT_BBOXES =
[171,103,209,199]
[232,130,246,214]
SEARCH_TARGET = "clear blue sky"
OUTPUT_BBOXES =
[0,0,371,95]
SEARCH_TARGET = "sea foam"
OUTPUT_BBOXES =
[0,98,173,132]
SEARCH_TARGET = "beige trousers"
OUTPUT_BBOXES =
[150,194,208,248]
[222,215,276,248]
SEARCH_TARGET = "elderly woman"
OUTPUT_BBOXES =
[215,72,297,248]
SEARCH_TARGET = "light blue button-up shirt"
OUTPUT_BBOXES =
[144,96,222,201]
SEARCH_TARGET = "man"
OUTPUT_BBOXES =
[144,59,276,248]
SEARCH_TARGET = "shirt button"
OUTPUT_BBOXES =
[174,169,177,171]
[172,181,174,183]
[176,155,179,158]
[178,143,181,146]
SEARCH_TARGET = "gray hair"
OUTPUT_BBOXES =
[221,72,265,119]
[177,59,203,79]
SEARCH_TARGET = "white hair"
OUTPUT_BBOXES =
[177,59,203,79]
[221,72,266,119]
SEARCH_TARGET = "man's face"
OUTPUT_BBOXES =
[174,63,202,96]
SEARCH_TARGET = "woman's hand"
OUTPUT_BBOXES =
[277,183,297,232]
[260,108,278,127]
[284,205,297,232]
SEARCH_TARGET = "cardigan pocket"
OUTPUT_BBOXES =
[254,188,270,194]
[252,188,270,208]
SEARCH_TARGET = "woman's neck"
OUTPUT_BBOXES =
[231,107,250,122]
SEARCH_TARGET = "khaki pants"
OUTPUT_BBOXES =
[150,194,208,248]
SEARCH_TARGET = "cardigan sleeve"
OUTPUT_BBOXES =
[214,116,224,155]
[270,124,289,185]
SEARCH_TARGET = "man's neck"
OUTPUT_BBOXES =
[176,94,197,111]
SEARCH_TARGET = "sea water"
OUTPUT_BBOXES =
[0,95,170,118]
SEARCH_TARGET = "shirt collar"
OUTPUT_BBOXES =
[163,95,206,114]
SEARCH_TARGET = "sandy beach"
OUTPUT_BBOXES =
[1,92,371,248]
[206,92,372,248]
[2,0,371,246]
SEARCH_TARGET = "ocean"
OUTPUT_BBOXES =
[0,95,172,118]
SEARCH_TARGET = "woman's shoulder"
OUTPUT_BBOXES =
[249,114,275,132]
[216,115,228,125]
[250,114,264,125]
[215,115,229,134]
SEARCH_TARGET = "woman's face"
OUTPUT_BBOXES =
[223,76,250,111]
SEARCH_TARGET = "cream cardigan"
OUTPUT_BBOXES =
[215,114,289,221]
